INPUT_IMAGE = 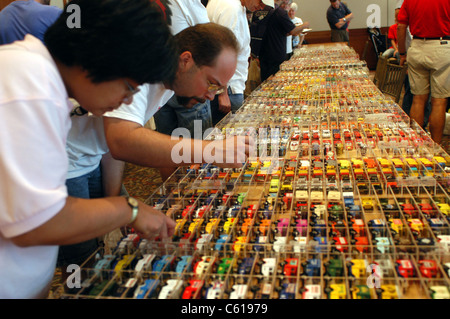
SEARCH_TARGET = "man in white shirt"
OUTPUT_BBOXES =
[0,0,178,298]
[206,0,266,125]
[153,0,213,143]
[63,23,253,270]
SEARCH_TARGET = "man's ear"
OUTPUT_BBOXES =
[178,51,195,72]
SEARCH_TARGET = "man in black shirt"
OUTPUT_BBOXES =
[258,0,309,82]
[326,0,353,43]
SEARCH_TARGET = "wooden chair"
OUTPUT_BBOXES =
[373,55,407,103]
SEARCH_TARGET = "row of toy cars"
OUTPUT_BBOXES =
[58,232,450,299]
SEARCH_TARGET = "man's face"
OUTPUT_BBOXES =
[278,0,290,10]
[330,0,340,9]
[172,48,237,108]
[69,76,140,116]
[244,0,265,12]
[288,7,296,19]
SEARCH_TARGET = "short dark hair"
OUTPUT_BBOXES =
[174,22,239,68]
[45,0,178,84]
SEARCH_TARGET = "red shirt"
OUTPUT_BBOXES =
[397,0,450,38]
[388,23,398,47]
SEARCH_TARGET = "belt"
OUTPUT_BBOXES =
[413,36,450,40]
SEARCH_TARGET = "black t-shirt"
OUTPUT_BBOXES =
[259,6,295,63]
[327,2,351,30]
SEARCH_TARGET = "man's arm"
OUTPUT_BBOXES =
[103,117,254,168]
[11,196,176,247]
[397,23,408,65]
[334,13,353,29]
[101,151,125,197]
[288,21,310,36]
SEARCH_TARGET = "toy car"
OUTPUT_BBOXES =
[429,286,450,299]
[182,279,204,299]
[278,283,296,299]
[418,259,439,278]
[229,284,248,299]
[376,284,400,299]
[205,280,224,299]
[395,259,416,278]
[134,279,160,299]
[152,255,174,273]
[261,258,277,277]
[282,258,299,277]
[325,283,346,299]
[158,279,184,299]
[302,258,321,277]
[301,284,321,299]
[238,257,255,275]
[194,256,216,276]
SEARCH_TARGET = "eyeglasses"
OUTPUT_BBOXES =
[124,80,141,96]
[207,80,226,95]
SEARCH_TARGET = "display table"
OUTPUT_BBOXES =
[56,44,450,300]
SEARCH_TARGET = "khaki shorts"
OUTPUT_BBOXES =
[407,39,450,98]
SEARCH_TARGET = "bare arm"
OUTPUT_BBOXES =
[289,21,310,36]
[11,196,176,247]
[334,12,353,29]
[101,151,125,196]
[103,117,254,168]
[397,23,408,65]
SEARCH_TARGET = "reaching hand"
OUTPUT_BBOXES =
[131,202,176,240]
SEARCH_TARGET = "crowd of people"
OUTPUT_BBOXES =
[0,0,448,299]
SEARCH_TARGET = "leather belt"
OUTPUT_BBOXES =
[413,36,450,40]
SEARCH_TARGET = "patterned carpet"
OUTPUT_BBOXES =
[123,163,163,202]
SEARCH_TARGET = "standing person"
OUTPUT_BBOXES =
[206,0,266,125]
[382,8,400,62]
[395,0,431,129]
[288,2,305,51]
[153,0,213,148]
[326,0,353,43]
[0,0,62,45]
[0,0,178,299]
[397,0,450,144]
[258,0,310,82]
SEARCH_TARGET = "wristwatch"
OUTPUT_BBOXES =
[126,196,139,224]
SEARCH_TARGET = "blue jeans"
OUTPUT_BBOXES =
[211,88,244,125]
[154,95,212,139]
[57,165,103,266]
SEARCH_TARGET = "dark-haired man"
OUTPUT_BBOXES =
[0,0,177,298]
[326,0,353,43]
[63,22,253,270]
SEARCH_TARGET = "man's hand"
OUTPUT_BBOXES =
[218,92,231,114]
[204,135,255,168]
[131,202,176,240]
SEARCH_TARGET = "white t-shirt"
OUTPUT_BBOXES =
[168,0,210,35]
[290,16,303,49]
[66,84,174,179]
[0,35,72,298]
[207,0,250,94]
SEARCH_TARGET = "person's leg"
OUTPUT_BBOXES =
[428,97,449,144]
[229,92,244,113]
[409,94,429,127]
[381,48,394,59]
[176,100,212,139]
[401,74,413,116]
